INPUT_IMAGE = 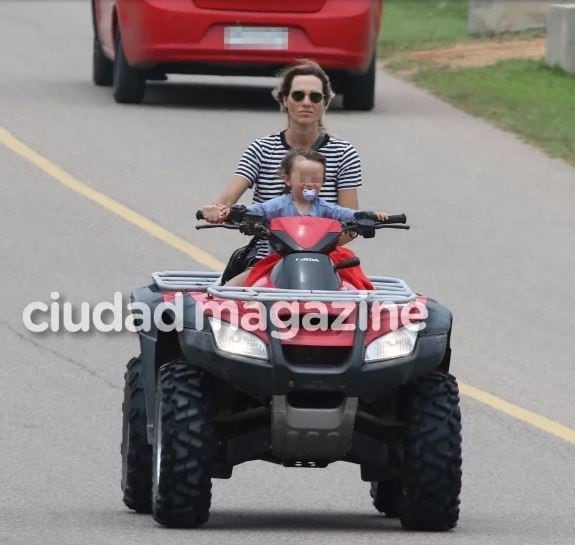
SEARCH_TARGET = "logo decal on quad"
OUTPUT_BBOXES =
[295,257,320,262]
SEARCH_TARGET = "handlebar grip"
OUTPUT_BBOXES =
[383,214,407,224]
[196,210,204,221]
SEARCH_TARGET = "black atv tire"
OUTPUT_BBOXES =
[121,356,153,513]
[399,372,462,531]
[113,29,146,104]
[343,54,376,111]
[152,362,215,528]
[370,479,401,518]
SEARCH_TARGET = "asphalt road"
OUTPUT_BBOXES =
[1,2,574,545]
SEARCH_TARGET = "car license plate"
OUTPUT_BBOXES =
[225,26,288,49]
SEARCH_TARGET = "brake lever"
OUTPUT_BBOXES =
[195,224,240,230]
[374,224,411,230]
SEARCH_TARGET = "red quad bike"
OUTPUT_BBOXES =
[121,206,462,530]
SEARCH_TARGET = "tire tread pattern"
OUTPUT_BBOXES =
[399,372,462,531]
[153,362,215,528]
[121,356,153,513]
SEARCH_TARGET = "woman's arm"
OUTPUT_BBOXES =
[202,138,262,222]
[337,188,358,209]
[214,175,251,206]
[201,176,250,223]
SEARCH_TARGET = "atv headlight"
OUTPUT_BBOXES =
[365,328,417,363]
[208,318,268,360]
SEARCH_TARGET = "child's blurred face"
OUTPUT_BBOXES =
[285,157,325,202]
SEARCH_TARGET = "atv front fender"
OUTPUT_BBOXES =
[131,285,184,443]
[419,298,452,372]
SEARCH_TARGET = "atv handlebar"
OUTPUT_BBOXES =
[353,211,406,224]
[195,207,409,237]
[196,209,407,224]
[383,214,407,224]
[196,204,248,223]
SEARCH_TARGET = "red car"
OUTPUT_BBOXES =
[92,0,383,110]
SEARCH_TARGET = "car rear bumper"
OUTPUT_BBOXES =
[117,0,381,72]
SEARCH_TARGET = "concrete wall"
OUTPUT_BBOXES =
[468,0,550,35]
[546,3,575,75]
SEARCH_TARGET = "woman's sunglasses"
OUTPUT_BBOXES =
[290,90,325,104]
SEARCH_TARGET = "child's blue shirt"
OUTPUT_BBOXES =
[246,193,355,222]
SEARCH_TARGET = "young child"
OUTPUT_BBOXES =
[224,149,388,288]
[244,149,388,223]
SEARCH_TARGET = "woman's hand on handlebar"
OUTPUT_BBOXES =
[201,203,230,224]
[374,211,389,222]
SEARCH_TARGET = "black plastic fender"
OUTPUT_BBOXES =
[130,285,166,443]
[419,298,453,371]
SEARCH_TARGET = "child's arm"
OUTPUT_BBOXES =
[245,195,286,219]
[245,202,267,216]
[318,201,388,223]
[318,200,356,222]
[206,198,281,222]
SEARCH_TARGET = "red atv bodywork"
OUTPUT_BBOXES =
[162,216,427,348]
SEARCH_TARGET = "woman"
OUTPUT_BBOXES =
[201,59,363,230]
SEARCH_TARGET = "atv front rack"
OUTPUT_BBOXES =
[152,271,221,290]
[152,271,416,304]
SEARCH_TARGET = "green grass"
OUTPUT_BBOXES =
[379,0,469,54]
[413,60,575,165]
[378,0,543,54]
[376,1,574,166]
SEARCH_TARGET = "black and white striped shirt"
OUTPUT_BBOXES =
[235,131,362,203]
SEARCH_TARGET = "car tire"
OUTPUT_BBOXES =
[152,362,215,528]
[93,35,113,87]
[113,29,146,104]
[91,0,113,86]
[121,356,153,513]
[370,479,401,518]
[399,372,462,531]
[343,54,376,111]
